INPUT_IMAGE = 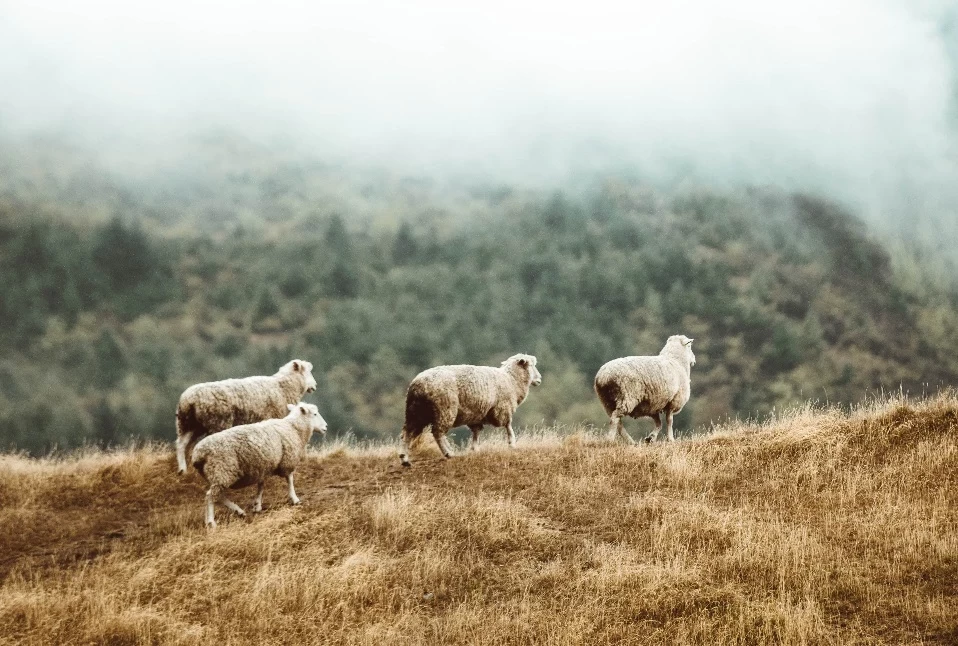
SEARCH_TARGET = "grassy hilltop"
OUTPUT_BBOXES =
[1,394,956,645]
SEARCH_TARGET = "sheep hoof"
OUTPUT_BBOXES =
[206,521,217,529]
[290,499,302,506]
[178,468,186,475]
[644,436,653,444]
[401,461,412,468]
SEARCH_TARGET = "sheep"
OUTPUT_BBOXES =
[398,354,542,467]
[175,359,318,474]
[191,402,327,528]
[594,335,696,444]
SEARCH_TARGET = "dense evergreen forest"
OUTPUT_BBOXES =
[2,133,958,454]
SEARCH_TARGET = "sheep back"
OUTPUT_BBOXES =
[594,356,689,418]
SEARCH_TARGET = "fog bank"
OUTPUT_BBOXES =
[2,1,957,227]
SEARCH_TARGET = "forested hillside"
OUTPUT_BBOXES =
[2,134,958,454]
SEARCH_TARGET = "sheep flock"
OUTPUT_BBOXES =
[177,337,695,527]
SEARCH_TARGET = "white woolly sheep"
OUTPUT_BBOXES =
[398,354,542,467]
[175,359,318,474]
[191,402,327,528]
[594,335,696,444]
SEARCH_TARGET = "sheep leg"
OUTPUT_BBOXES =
[176,431,192,474]
[469,425,482,451]
[399,425,415,467]
[207,484,245,527]
[221,496,246,517]
[432,426,453,459]
[442,435,456,457]
[618,419,635,444]
[645,413,662,444]
[608,413,632,444]
[252,482,265,513]
[205,487,217,528]
[665,410,676,442]
[505,423,517,448]
[287,474,301,505]
[609,413,634,444]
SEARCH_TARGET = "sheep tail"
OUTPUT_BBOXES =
[403,387,433,439]
[177,402,199,437]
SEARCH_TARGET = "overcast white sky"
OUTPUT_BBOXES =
[1,0,956,217]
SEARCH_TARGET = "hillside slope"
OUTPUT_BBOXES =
[1,394,957,645]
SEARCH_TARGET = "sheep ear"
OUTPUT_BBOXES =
[299,405,307,416]
[287,403,297,413]
[517,357,527,366]
[292,361,301,372]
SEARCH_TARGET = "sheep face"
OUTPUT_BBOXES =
[664,335,696,366]
[504,354,542,387]
[287,402,328,434]
[528,362,542,387]
[282,359,318,393]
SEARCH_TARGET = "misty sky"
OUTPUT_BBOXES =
[2,1,957,220]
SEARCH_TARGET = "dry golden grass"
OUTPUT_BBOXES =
[1,394,957,645]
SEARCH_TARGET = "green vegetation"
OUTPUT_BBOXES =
[2,134,957,454]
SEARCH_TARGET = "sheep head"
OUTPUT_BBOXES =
[287,402,328,435]
[502,354,542,387]
[662,335,696,367]
[281,359,318,393]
